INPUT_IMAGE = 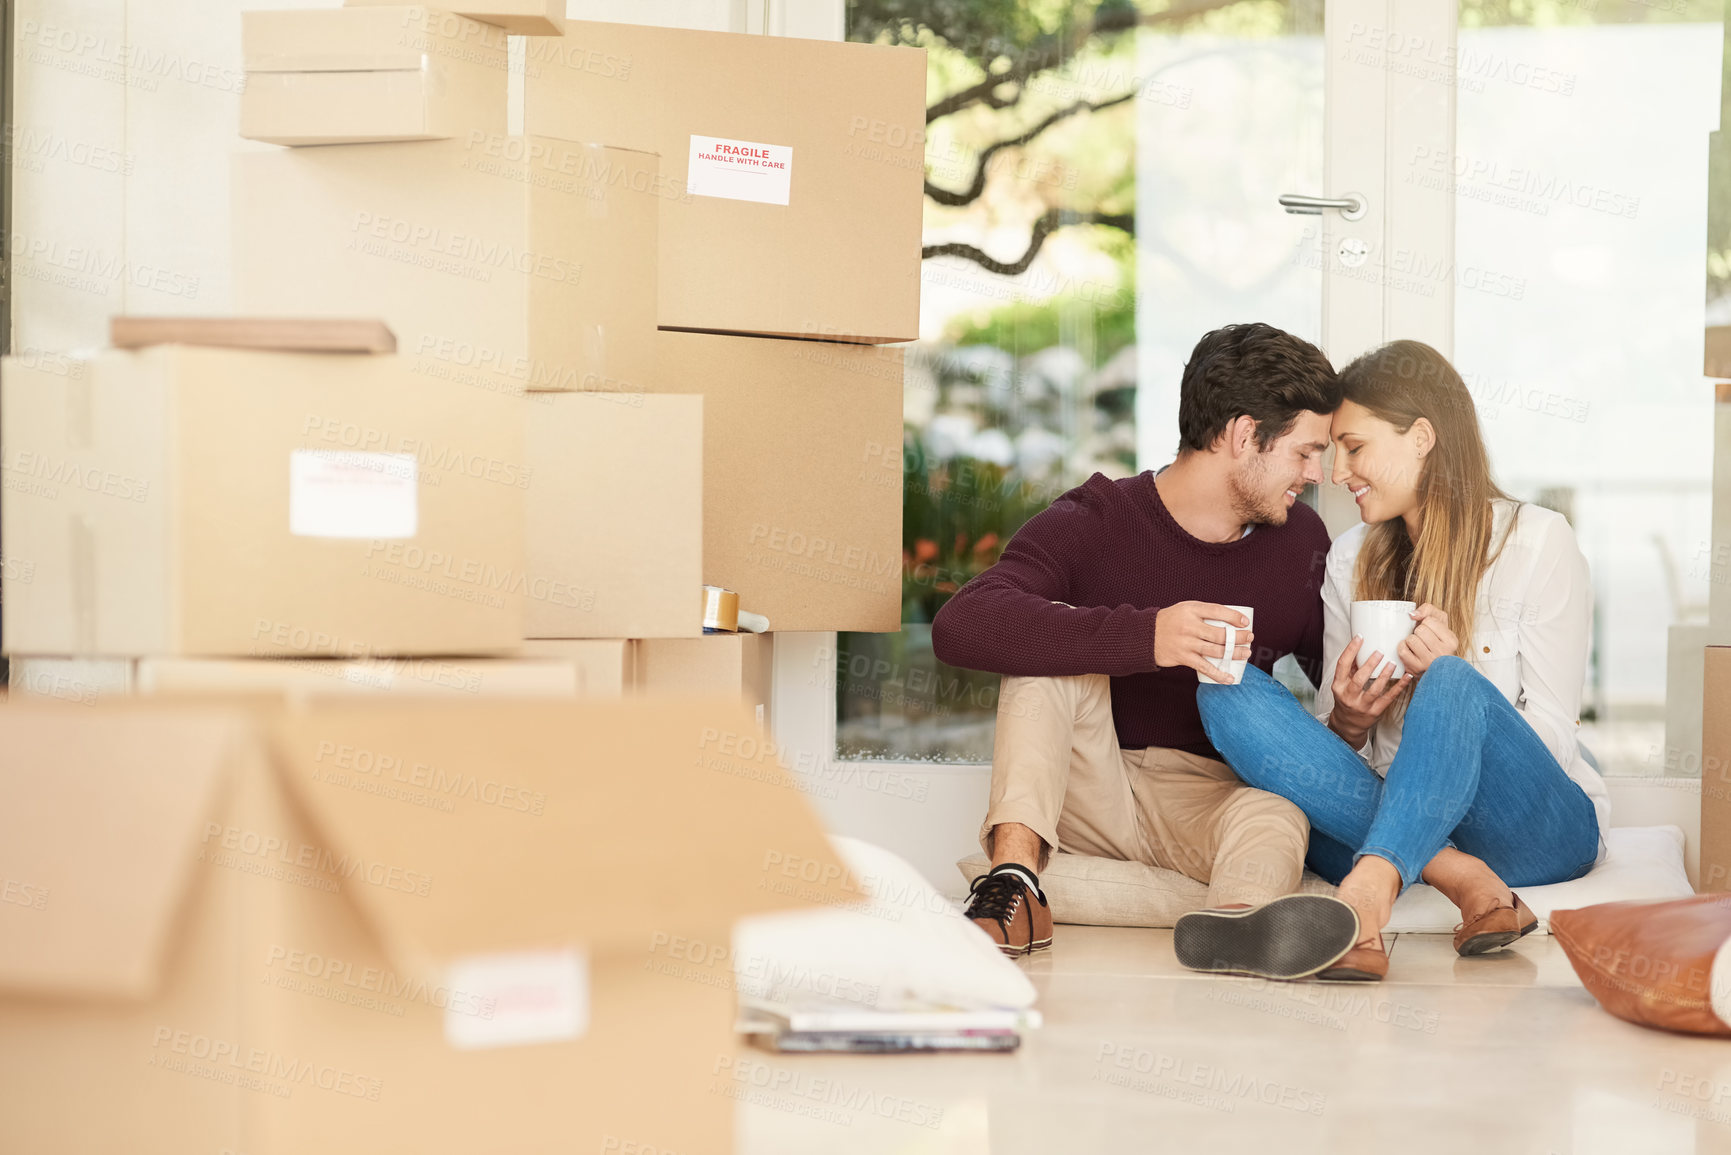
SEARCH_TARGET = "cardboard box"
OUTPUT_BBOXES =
[138,658,585,698]
[242,7,508,146]
[112,317,398,355]
[637,633,772,729]
[1701,646,1731,890]
[0,699,851,1154]
[1708,326,1731,379]
[347,0,563,35]
[517,639,636,696]
[9,650,641,702]
[654,331,903,631]
[6,657,134,705]
[1,345,525,657]
[524,20,924,343]
[234,135,660,401]
[525,394,703,638]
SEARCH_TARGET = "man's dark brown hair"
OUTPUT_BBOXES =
[1176,322,1342,454]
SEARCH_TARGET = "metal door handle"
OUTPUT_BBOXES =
[1278,193,1366,221]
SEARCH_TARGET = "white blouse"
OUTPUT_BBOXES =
[1314,498,1610,862]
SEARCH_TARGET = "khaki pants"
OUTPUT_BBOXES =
[981,674,1309,908]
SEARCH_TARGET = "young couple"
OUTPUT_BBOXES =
[934,323,1608,982]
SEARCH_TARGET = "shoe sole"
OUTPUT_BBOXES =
[995,936,1054,958]
[1457,912,1540,957]
[1174,895,1360,981]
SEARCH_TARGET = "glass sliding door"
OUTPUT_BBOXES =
[1450,0,1722,774]
[833,0,1329,767]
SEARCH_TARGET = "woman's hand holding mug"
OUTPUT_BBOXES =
[1395,603,1458,676]
[1328,635,1413,748]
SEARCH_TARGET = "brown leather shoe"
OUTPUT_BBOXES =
[1454,891,1538,956]
[964,867,1052,957]
[1316,935,1389,982]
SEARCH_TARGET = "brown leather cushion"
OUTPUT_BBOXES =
[1551,894,1731,1036]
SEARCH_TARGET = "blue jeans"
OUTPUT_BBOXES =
[1195,657,1599,890]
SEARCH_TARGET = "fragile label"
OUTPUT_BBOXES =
[289,450,417,539]
[444,948,588,1050]
[686,134,792,206]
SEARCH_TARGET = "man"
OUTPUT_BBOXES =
[932,322,1359,979]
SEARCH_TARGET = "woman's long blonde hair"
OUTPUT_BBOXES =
[1341,340,1518,665]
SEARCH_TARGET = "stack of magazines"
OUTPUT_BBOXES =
[738,994,1041,1053]
[729,835,1042,1055]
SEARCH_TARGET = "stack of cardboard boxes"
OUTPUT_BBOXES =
[0,7,922,1151]
[7,5,924,723]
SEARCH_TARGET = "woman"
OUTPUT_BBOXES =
[1196,340,1607,981]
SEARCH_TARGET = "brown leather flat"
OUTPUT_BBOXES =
[1454,891,1538,957]
[1316,935,1388,982]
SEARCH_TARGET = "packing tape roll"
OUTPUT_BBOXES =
[702,585,740,632]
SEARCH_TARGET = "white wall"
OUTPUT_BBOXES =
[13,0,243,352]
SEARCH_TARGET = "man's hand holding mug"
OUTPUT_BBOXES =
[1155,602,1254,685]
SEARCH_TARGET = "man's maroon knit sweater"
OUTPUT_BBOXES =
[931,471,1332,759]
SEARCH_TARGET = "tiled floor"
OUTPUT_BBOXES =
[737,928,1731,1154]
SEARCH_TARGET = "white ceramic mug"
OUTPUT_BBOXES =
[1349,600,1418,680]
[1197,604,1254,685]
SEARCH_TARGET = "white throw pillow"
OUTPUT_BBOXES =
[736,835,1036,1015]
[956,825,1693,934]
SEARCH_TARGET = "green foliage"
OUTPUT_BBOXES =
[897,430,1064,624]
[1458,0,1720,26]
[944,229,1137,364]
[833,430,1066,756]
[848,0,1153,87]
[847,0,1049,59]
[945,292,1135,366]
